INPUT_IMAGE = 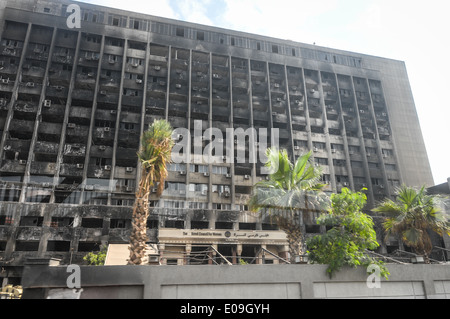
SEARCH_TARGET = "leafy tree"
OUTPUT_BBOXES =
[83,245,107,266]
[372,185,450,262]
[128,119,174,265]
[307,188,389,279]
[248,148,328,263]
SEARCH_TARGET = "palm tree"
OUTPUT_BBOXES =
[128,119,174,265]
[372,185,450,262]
[248,148,329,263]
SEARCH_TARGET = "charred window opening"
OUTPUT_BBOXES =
[81,218,103,228]
[19,216,44,227]
[47,240,71,252]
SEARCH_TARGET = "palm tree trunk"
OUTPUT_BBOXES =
[281,223,303,263]
[128,169,152,265]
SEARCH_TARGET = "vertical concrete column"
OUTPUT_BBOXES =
[80,35,106,203]
[228,55,236,209]
[108,39,128,206]
[135,36,152,192]
[366,78,391,198]
[51,31,82,202]
[265,62,274,143]
[350,76,375,206]
[207,52,213,209]
[283,65,296,162]
[334,73,355,191]
[300,69,314,156]
[246,59,256,186]
[186,49,192,208]
[164,45,172,120]
[317,71,337,192]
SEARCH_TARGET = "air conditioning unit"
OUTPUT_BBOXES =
[343,182,348,186]
[76,164,84,169]
[99,145,106,151]
[331,149,336,153]
[201,190,207,196]
[274,83,280,88]
[104,127,110,132]
[179,171,186,176]
[26,82,35,87]
[44,100,52,107]
[213,74,220,79]
[276,97,282,102]
[294,146,300,150]
[154,65,161,71]
[126,186,134,192]
[313,147,319,152]
[151,188,157,193]
[179,190,186,195]
[148,256,159,263]
[126,167,133,172]
[104,165,111,171]
[136,79,143,84]
[85,185,94,191]
[175,84,182,89]
[100,90,107,95]
[203,172,210,177]
[110,110,116,114]
[67,123,76,128]
[244,175,250,180]
[223,192,230,198]
[225,173,231,178]
[42,182,51,188]
[131,63,138,68]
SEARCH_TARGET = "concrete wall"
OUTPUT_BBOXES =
[21,262,450,299]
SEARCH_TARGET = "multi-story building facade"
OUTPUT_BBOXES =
[0,0,437,283]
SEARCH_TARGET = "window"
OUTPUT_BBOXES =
[231,37,235,46]
[314,157,328,166]
[176,27,185,37]
[292,48,296,56]
[190,164,208,173]
[189,202,208,209]
[256,42,261,50]
[196,31,205,41]
[212,166,228,175]
[43,7,51,13]
[272,44,279,53]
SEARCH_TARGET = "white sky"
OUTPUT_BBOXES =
[78,0,450,185]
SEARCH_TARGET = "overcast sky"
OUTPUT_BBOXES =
[78,0,450,185]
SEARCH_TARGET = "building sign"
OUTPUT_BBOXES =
[159,229,287,244]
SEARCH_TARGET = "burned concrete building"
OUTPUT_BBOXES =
[0,0,440,283]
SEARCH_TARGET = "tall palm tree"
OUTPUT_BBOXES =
[128,119,174,265]
[248,148,329,263]
[372,185,450,262]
